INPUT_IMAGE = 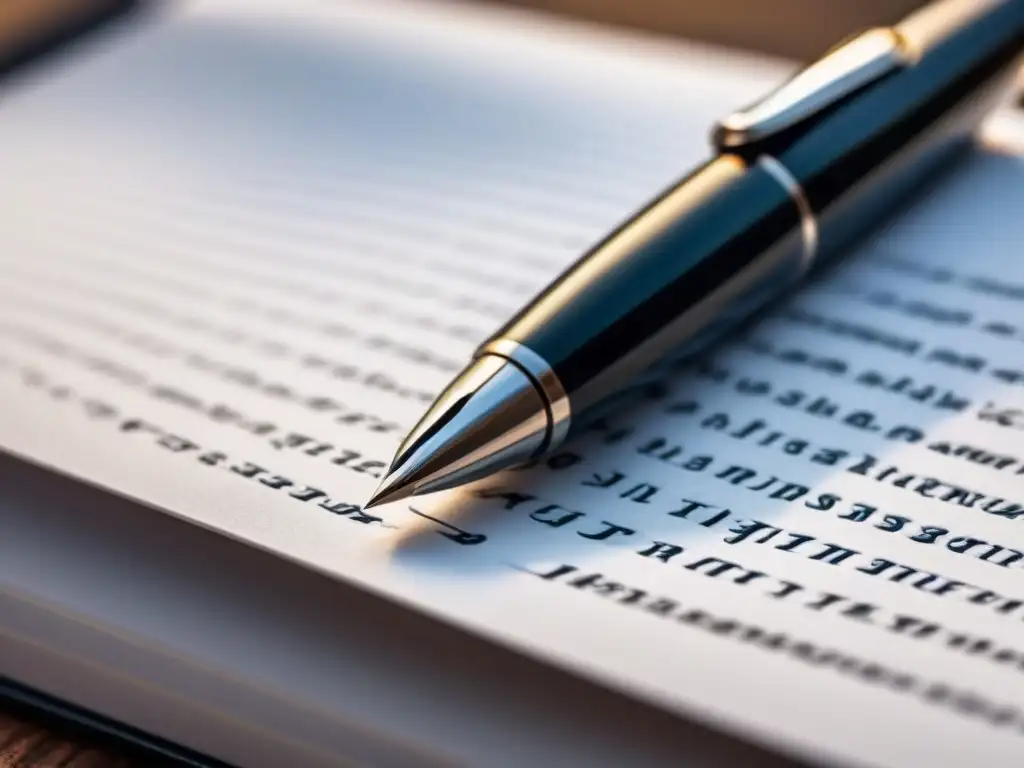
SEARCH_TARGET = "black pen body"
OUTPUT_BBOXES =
[370,0,1024,506]
[488,155,807,422]
[777,0,1024,254]
[482,0,1024,441]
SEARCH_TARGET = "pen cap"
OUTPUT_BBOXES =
[483,155,806,420]
[778,0,1024,255]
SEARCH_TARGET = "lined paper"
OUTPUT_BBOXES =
[1,2,1023,766]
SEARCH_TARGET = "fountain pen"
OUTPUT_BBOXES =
[366,0,1024,509]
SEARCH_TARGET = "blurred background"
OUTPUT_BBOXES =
[490,0,925,59]
[0,0,943,73]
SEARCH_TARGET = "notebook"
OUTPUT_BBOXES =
[1,0,1023,765]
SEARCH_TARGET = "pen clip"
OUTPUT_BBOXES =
[713,27,919,152]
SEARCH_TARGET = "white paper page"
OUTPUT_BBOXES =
[0,2,1023,766]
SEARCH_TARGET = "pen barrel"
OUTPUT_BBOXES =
[779,0,1024,255]
[483,155,806,426]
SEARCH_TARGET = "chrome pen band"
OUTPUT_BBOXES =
[757,154,819,274]
[478,339,572,452]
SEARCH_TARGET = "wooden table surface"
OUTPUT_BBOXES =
[1,714,128,768]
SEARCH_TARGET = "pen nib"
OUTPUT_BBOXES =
[364,468,419,509]
[362,354,552,508]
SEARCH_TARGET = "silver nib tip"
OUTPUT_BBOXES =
[364,354,552,506]
[364,471,418,509]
